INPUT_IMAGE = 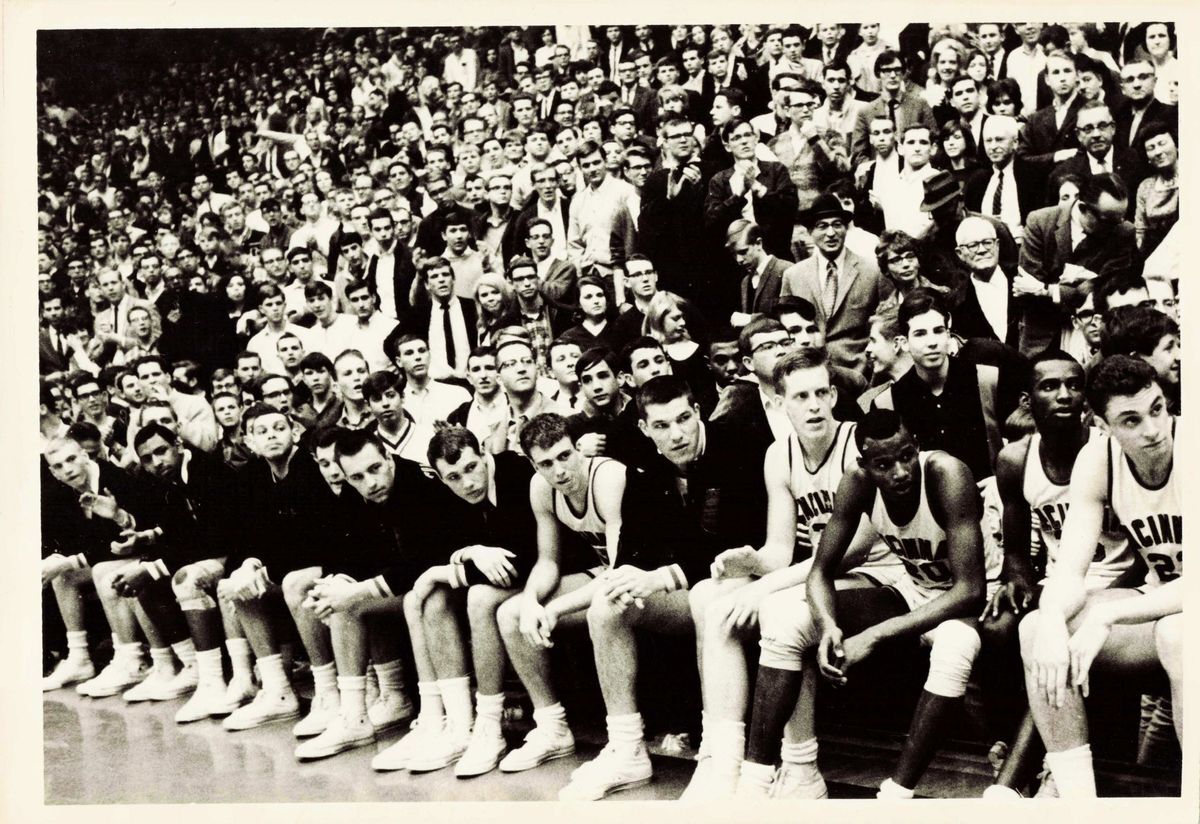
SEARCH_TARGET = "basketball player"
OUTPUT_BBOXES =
[736,408,987,799]
[492,413,626,773]
[1018,356,1182,798]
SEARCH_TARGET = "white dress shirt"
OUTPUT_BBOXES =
[427,299,472,378]
[982,162,1024,242]
[970,266,1010,340]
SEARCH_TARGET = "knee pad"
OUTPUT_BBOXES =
[757,591,816,672]
[924,620,982,698]
[172,565,217,611]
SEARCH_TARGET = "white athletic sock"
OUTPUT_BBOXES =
[149,647,176,676]
[417,681,445,723]
[338,675,368,722]
[66,631,91,663]
[438,676,474,736]
[740,760,775,791]
[1045,745,1096,798]
[877,777,915,798]
[226,638,253,681]
[311,662,338,697]
[532,702,568,735]
[119,640,146,665]
[374,659,405,696]
[195,648,225,687]
[171,638,196,667]
[475,692,505,731]
[780,737,818,766]
[607,712,645,754]
[710,718,746,765]
[257,654,291,695]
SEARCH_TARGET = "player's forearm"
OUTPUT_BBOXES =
[756,557,812,594]
[1092,580,1182,626]
[807,566,839,632]
[1037,572,1088,623]
[546,577,599,620]
[869,580,982,643]
[755,539,794,575]
[524,559,561,604]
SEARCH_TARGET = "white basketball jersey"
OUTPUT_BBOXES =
[1107,425,1182,588]
[870,452,954,593]
[554,457,616,567]
[1024,429,1134,590]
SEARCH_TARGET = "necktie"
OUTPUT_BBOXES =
[441,300,457,369]
[991,167,1004,215]
[887,99,899,130]
[823,260,838,316]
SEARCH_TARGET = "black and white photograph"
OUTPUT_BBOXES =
[9,8,1193,816]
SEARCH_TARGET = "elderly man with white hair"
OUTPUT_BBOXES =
[951,216,1018,346]
[965,115,1043,245]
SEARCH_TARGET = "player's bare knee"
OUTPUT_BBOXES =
[1017,609,1042,661]
[496,596,521,638]
[1154,615,1183,679]
[586,590,624,633]
[422,585,451,616]
[281,568,318,608]
[925,619,982,698]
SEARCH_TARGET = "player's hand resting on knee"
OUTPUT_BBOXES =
[41,554,72,586]
[600,566,655,607]
[111,564,154,597]
[467,546,518,588]
[710,546,760,581]
[1067,613,1112,698]
[1030,614,1071,708]
[519,597,555,648]
[310,576,372,618]
[981,575,1035,620]
[715,580,765,632]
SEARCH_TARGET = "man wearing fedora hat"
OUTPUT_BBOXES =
[779,193,892,375]
[918,170,1018,291]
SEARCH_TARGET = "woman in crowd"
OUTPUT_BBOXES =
[473,272,520,347]
[642,290,717,415]
[561,275,623,352]
[1135,121,1179,255]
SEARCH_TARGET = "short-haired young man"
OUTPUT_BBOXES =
[362,369,436,472]
[559,376,765,800]
[735,408,986,799]
[489,338,570,454]
[980,350,1137,797]
[1017,356,1181,798]
[383,331,472,428]
[492,414,626,774]
[447,346,511,445]
[374,426,538,777]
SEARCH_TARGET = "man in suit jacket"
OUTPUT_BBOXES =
[400,257,478,380]
[1113,59,1178,150]
[849,49,937,165]
[1047,101,1143,215]
[779,194,893,374]
[726,218,788,322]
[638,120,712,305]
[1016,51,1084,165]
[1015,172,1138,354]
[951,217,1020,347]
[704,119,799,263]
[965,115,1044,239]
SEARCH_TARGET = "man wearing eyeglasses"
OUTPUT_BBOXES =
[1048,102,1142,218]
[705,119,798,264]
[951,218,1019,347]
[1016,172,1136,354]
[850,50,937,167]
[504,164,570,266]
[769,80,850,213]
[1113,59,1177,150]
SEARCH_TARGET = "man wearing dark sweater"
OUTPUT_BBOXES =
[300,427,442,763]
[382,427,540,778]
[558,375,765,801]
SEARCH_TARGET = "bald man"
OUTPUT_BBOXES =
[951,217,1018,346]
